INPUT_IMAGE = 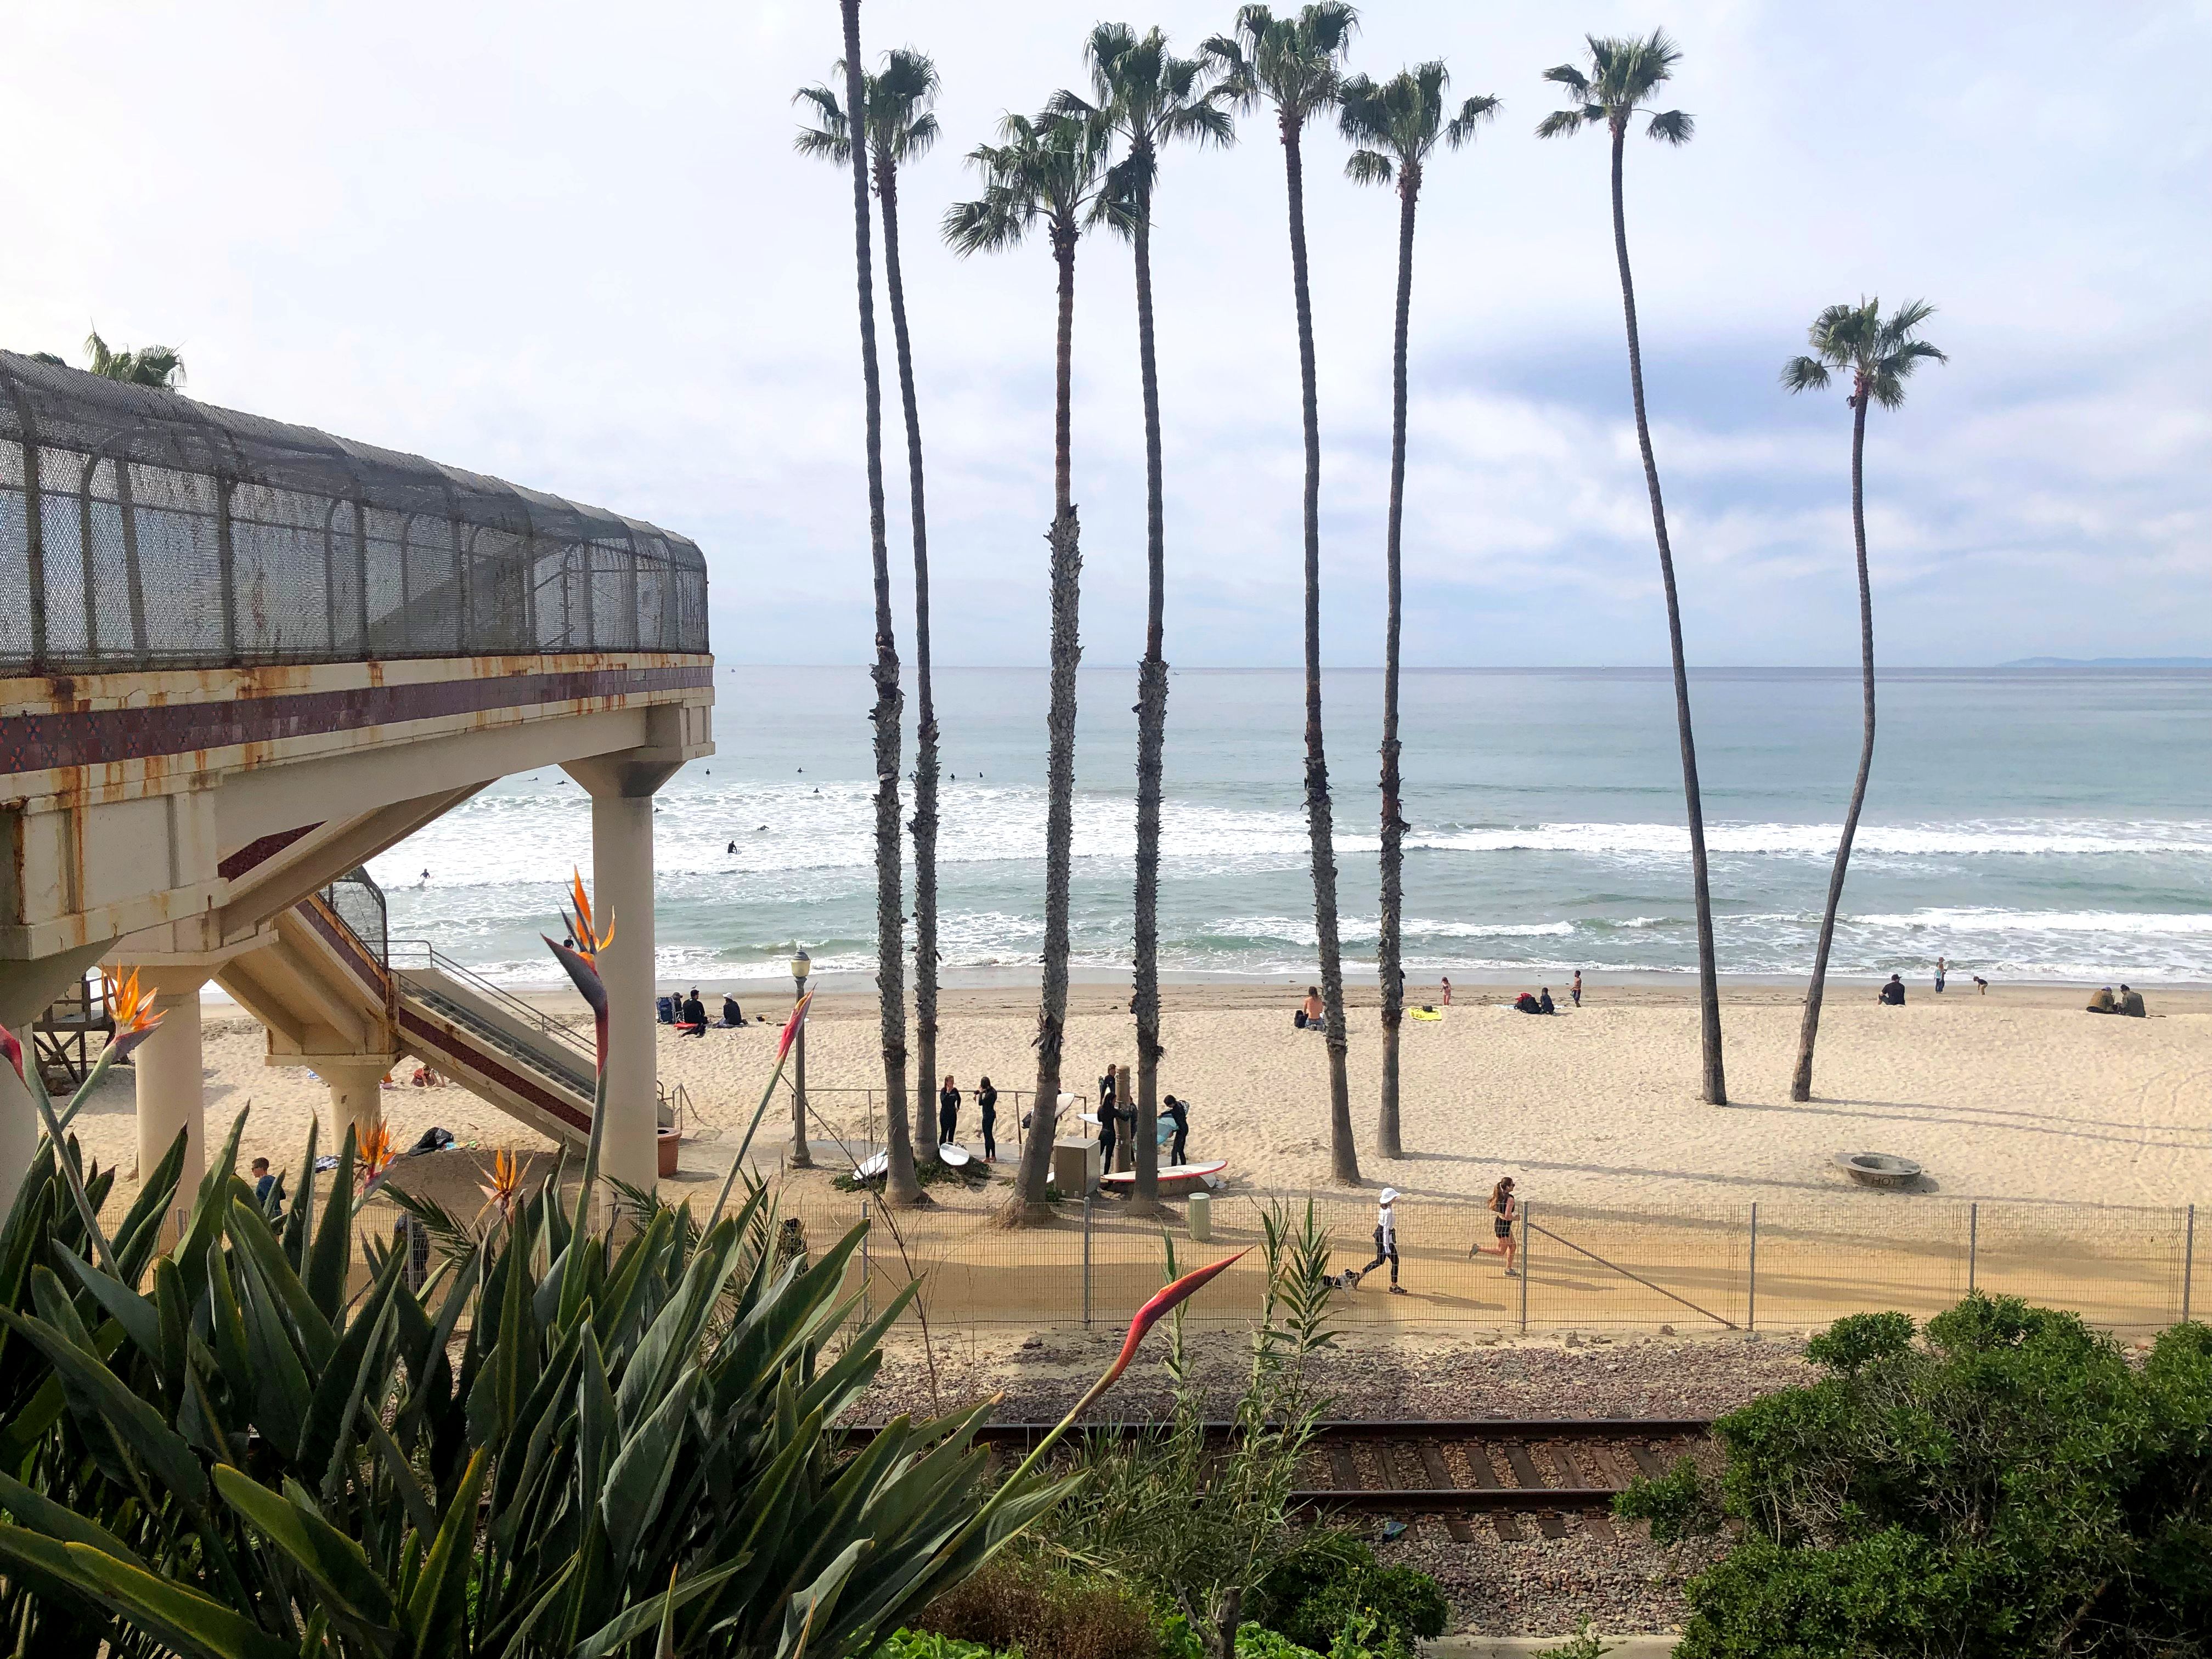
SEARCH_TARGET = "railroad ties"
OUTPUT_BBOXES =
[841,1417,1712,1545]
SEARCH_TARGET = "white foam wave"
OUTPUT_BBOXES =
[1849,909,2212,936]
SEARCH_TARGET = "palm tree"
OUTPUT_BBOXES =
[828,0,921,1205]
[1338,62,1497,1162]
[1536,32,1726,1106]
[1782,299,1946,1102]
[1206,1,1363,1186]
[83,330,185,388]
[1053,25,1233,1216]
[797,49,950,1170]
[945,109,1112,1223]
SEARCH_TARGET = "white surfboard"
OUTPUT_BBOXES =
[1099,1159,1228,1192]
[855,1150,889,1181]
[938,1142,972,1167]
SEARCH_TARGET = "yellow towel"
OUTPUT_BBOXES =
[1409,1006,1443,1022]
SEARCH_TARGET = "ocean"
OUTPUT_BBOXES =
[366,665,2212,990]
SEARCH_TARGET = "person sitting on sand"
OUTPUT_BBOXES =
[721,994,743,1028]
[1513,991,1542,1014]
[1878,974,1906,1006]
[252,1157,276,1207]
[2087,986,2116,1014]
[1538,986,1556,1015]
[1297,986,1324,1030]
[2119,984,2147,1018]
[675,990,708,1036]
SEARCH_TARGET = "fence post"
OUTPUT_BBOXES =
[1519,1200,1530,1335]
[1082,1193,1094,1330]
[1747,1203,1758,1334]
[2183,1204,2196,1324]
[1967,1203,1978,1295]
[860,1198,871,1325]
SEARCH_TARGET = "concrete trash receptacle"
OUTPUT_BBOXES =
[1187,1190,1212,1242]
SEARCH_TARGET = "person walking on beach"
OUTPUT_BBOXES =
[977,1076,998,1161]
[1359,1188,1406,1294]
[1161,1093,1189,1165]
[1571,970,1583,1007]
[938,1074,961,1146]
[1483,1176,1519,1276]
[1934,956,1947,994]
[1440,977,1452,1006]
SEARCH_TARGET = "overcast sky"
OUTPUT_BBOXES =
[8,2,2209,667]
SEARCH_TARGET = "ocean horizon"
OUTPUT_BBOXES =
[362,664,2212,992]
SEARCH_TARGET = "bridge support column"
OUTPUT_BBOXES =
[321,1060,390,1155]
[566,751,680,1204]
[134,967,213,1233]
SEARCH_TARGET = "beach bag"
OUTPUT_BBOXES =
[656,995,675,1024]
[1294,1009,1308,1029]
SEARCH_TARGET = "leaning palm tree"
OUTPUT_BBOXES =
[1206,1,1363,1186]
[828,0,922,1205]
[797,48,950,1170]
[945,108,1113,1224]
[1053,24,1233,1215]
[1783,298,1946,1102]
[1537,31,1726,1106]
[1339,61,1497,1162]
[83,329,184,389]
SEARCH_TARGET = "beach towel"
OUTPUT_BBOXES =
[1410,1006,1443,1022]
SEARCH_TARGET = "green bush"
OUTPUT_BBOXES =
[1612,1455,1722,1546]
[1233,1627,1322,1659]
[875,1630,1018,1659]
[915,1558,1159,1659]
[1617,1295,2212,1657]
[1249,1533,1447,1658]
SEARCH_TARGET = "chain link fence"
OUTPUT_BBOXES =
[763,1188,2204,1341]
[0,351,707,675]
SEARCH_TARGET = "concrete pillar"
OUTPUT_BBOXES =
[565,752,678,1200]
[0,942,111,1215]
[135,968,212,1228]
[321,1059,390,1154]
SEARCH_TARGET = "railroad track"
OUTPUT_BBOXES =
[841,1417,1711,1543]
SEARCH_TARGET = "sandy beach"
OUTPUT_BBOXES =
[67,979,2212,1221]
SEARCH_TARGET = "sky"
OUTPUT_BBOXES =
[6,2,2209,668]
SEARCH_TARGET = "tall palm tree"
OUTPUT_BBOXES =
[1783,298,1946,1102]
[797,49,950,1170]
[945,109,1111,1223]
[83,330,185,388]
[1206,1,1363,1186]
[1053,24,1233,1216]
[1537,31,1726,1106]
[829,0,922,1205]
[1338,62,1497,1162]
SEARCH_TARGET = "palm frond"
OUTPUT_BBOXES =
[1541,63,1590,95]
[1343,148,1393,187]
[1446,93,1502,146]
[1646,108,1694,145]
[1534,107,1588,139]
[1780,355,1831,394]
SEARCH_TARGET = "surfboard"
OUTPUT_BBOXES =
[938,1142,972,1167]
[1099,1159,1228,1192]
[855,1150,888,1181]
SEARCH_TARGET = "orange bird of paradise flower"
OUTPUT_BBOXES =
[104,969,165,1064]
[545,868,614,1069]
[479,1148,527,1224]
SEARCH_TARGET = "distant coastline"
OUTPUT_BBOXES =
[1999,656,2212,669]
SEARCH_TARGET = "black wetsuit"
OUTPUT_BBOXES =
[939,1086,960,1144]
[1162,1097,1189,1166]
[978,1084,998,1159]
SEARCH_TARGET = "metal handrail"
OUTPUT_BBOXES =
[386,939,592,1062]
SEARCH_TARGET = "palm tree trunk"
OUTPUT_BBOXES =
[1130,201,1167,1217]
[1003,221,1085,1223]
[1282,116,1359,1186]
[1376,175,1419,1163]
[840,0,921,1204]
[1607,121,1725,1107]
[1792,391,1874,1101]
[879,161,943,1169]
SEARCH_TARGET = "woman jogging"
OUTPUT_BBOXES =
[1359,1188,1407,1295]
[1483,1177,1519,1277]
[938,1074,960,1146]
[977,1076,998,1161]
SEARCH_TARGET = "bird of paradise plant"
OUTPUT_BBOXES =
[478,1146,527,1228]
[546,868,614,1069]
[8,969,167,1273]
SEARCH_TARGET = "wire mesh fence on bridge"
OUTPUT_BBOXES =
[1,350,707,675]
[757,1188,2202,1341]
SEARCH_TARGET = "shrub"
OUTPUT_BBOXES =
[1250,1533,1447,1658]
[1232,1629,1321,1659]
[915,1558,1159,1659]
[876,1630,1017,1659]
[1612,1455,1722,1545]
[1617,1295,2212,1657]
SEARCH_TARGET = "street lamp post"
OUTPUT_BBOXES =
[788,947,812,1168]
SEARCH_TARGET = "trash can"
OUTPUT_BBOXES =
[1187,1190,1212,1243]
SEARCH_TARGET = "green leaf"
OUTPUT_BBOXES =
[0,1304,208,1507]
[281,1113,319,1271]
[305,1124,358,1321]
[600,1366,700,1568]
[213,1466,397,1627]
[57,1251,164,1379]
[226,1195,338,1369]
[0,1522,292,1659]
[567,1560,744,1659]
[405,1445,490,1657]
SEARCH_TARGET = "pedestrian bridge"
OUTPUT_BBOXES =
[0,351,712,1216]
